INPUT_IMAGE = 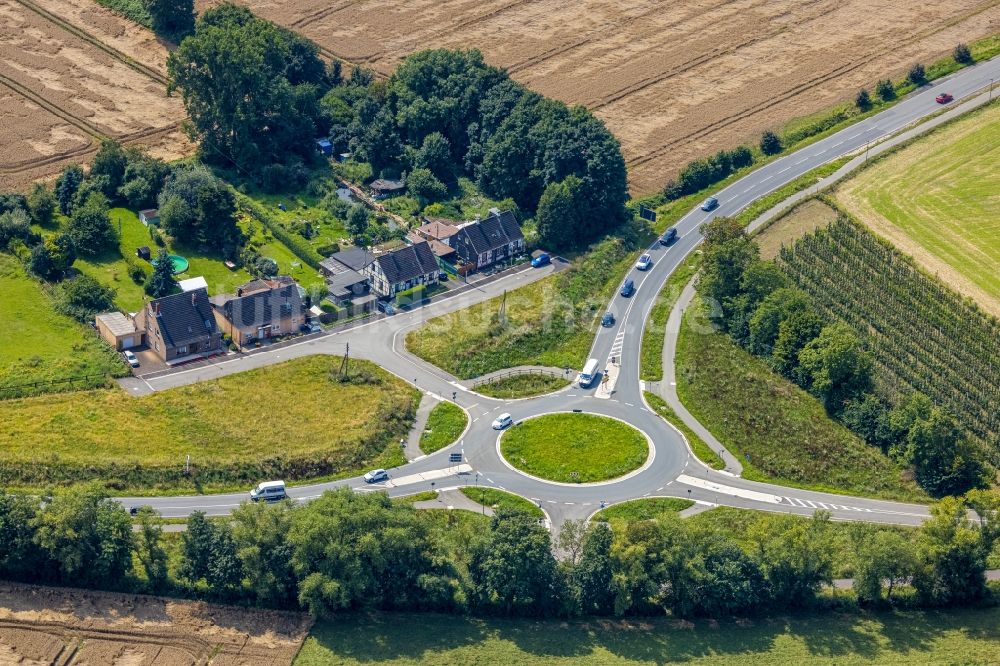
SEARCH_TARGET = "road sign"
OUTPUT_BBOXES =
[639,205,657,222]
[448,453,462,464]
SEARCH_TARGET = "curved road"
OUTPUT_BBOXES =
[120,57,1000,528]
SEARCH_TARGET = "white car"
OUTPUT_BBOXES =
[364,468,389,483]
[492,413,513,430]
[635,254,653,271]
[123,350,140,368]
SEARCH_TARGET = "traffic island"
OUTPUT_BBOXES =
[498,413,649,483]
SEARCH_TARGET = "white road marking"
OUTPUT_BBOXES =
[384,464,472,488]
[625,402,635,407]
[676,474,783,504]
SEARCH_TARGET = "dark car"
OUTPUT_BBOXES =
[620,278,634,297]
[660,227,678,245]
[602,312,615,327]
[701,196,719,211]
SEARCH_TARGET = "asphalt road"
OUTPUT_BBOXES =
[119,57,1000,527]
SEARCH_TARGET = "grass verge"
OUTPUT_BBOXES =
[296,604,1000,666]
[644,392,725,470]
[675,303,925,502]
[639,256,700,381]
[419,401,468,454]
[474,373,569,399]
[594,497,694,522]
[0,357,418,494]
[460,487,544,519]
[499,413,648,483]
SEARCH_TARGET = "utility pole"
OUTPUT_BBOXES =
[339,342,349,378]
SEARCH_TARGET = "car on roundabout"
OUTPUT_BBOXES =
[492,413,513,430]
[364,468,389,483]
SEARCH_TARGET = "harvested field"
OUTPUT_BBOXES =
[0,0,192,190]
[0,581,311,665]
[206,0,1000,194]
[755,198,839,260]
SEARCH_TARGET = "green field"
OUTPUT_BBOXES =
[460,487,544,518]
[296,605,1000,666]
[675,304,925,502]
[837,101,1000,315]
[500,413,648,483]
[594,497,694,522]
[475,373,569,399]
[419,401,468,454]
[643,392,725,470]
[0,254,126,389]
[0,357,417,493]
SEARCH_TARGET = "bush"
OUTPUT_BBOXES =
[55,274,116,321]
[125,259,147,285]
[315,242,340,257]
[953,43,973,65]
[875,79,896,102]
[908,63,926,86]
[855,89,872,111]
[760,130,783,156]
[395,283,426,306]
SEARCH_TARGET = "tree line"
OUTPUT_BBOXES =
[1,484,997,618]
[697,216,988,497]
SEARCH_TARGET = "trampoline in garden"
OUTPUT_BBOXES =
[151,254,189,275]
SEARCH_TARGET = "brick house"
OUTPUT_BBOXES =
[134,288,223,363]
[211,276,305,347]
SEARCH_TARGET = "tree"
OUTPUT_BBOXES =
[855,89,872,111]
[906,408,985,497]
[179,511,215,584]
[119,148,170,209]
[406,167,448,203]
[771,308,824,377]
[760,130,782,155]
[747,287,812,356]
[557,519,588,567]
[0,192,27,215]
[908,63,927,86]
[231,500,298,605]
[854,529,918,605]
[55,164,85,215]
[179,511,243,592]
[573,522,614,615]
[470,511,563,616]
[145,0,195,41]
[252,256,279,278]
[346,203,369,238]
[0,491,46,581]
[27,183,56,226]
[67,192,116,255]
[145,248,177,297]
[913,497,988,605]
[158,166,239,251]
[796,322,873,412]
[134,506,169,589]
[752,512,834,609]
[415,131,452,179]
[535,175,583,250]
[698,217,759,326]
[953,43,973,65]
[0,209,38,251]
[841,392,894,451]
[696,535,768,616]
[32,485,133,586]
[55,274,116,321]
[90,139,128,196]
[875,79,896,102]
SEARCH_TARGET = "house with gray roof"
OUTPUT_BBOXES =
[210,276,305,348]
[452,209,525,270]
[133,287,223,363]
[365,241,439,298]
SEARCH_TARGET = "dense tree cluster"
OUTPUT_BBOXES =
[698,216,987,497]
[144,0,195,41]
[0,486,996,618]
[157,165,241,254]
[663,146,754,200]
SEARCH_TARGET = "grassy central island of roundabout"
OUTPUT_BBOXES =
[499,413,649,483]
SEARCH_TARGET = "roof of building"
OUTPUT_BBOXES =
[370,178,405,191]
[374,241,439,285]
[178,276,208,293]
[215,277,303,329]
[454,210,524,255]
[96,311,136,337]
[415,219,460,240]
[316,138,332,147]
[325,267,368,295]
[323,247,375,273]
[145,288,218,348]
[407,232,455,259]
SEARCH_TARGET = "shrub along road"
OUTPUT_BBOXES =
[116,56,1000,528]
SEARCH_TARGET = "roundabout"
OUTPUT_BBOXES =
[497,413,650,484]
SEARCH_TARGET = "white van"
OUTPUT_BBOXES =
[250,480,287,502]
[578,358,600,388]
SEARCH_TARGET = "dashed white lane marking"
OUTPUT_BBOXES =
[625,402,635,407]
[472,417,480,423]
[777,166,791,173]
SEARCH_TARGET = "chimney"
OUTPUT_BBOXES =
[237,288,243,297]
[154,302,161,317]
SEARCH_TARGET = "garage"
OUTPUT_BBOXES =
[95,312,143,351]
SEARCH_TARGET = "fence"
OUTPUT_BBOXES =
[0,373,113,400]
[471,367,571,389]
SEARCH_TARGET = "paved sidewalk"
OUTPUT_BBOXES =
[678,502,716,519]
[404,393,440,461]
[412,488,495,516]
[463,365,572,389]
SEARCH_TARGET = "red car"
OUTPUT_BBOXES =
[936,93,953,104]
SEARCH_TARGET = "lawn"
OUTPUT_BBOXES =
[0,356,418,494]
[594,497,694,522]
[500,413,648,483]
[296,605,1000,665]
[475,373,569,399]
[0,254,126,390]
[836,101,1000,316]
[675,303,926,502]
[419,401,468,454]
[639,255,700,381]
[460,487,544,519]
[643,392,724,470]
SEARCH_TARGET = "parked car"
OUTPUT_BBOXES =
[364,468,389,483]
[935,92,953,104]
[602,312,615,327]
[635,254,653,271]
[620,278,635,297]
[123,350,139,367]
[250,480,287,502]
[492,413,513,430]
[701,196,719,211]
[660,227,678,245]
[377,301,396,315]
[531,253,551,268]
[307,322,322,333]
